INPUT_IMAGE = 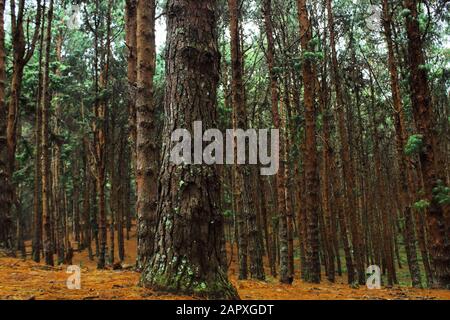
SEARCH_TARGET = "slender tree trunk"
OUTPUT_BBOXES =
[228,0,264,281]
[135,0,159,270]
[82,136,93,260]
[0,0,13,252]
[95,0,112,269]
[319,45,335,283]
[6,1,42,253]
[297,0,321,283]
[326,0,361,284]
[31,8,46,261]
[263,0,291,284]
[41,0,54,266]
[117,132,127,262]
[126,0,137,160]
[369,77,395,287]
[381,0,422,288]
[53,32,65,265]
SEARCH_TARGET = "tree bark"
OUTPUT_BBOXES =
[41,0,54,266]
[0,0,13,252]
[381,0,421,288]
[326,0,361,284]
[263,0,291,285]
[403,0,450,288]
[297,0,321,284]
[135,0,159,270]
[140,0,239,299]
[228,0,264,281]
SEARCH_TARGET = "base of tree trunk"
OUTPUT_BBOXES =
[140,261,239,300]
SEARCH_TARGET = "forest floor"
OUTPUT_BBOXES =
[1,228,450,300]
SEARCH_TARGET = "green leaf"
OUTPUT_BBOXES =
[405,134,424,156]
[413,199,430,211]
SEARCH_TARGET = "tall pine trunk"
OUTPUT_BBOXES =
[326,0,361,284]
[403,0,450,288]
[228,0,264,281]
[135,0,159,270]
[263,0,291,285]
[0,0,13,252]
[140,0,239,300]
[381,0,421,288]
[41,0,54,266]
[297,0,320,283]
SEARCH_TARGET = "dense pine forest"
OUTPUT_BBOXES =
[0,0,449,300]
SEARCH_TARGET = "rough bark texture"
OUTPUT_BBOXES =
[94,0,112,269]
[369,80,395,286]
[319,45,336,283]
[404,0,450,288]
[263,0,291,285]
[6,1,42,252]
[135,0,159,271]
[326,0,361,284]
[228,0,264,281]
[140,0,239,300]
[297,0,320,284]
[0,0,12,251]
[126,0,137,155]
[382,0,421,288]
[41,0,54,266]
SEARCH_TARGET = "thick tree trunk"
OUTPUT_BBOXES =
[404,0,450,288]
[140,0,239,299]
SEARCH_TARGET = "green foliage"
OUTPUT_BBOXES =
[404,134,424,156]
[432,180,450,206]
[223,209,234,218]
[400,8,411,18]
[418,64,432,72]
[309,37,320,48]
[302,51,323,62]
[413,199,430,211]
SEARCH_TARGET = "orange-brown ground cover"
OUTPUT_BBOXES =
[1,228,449,300]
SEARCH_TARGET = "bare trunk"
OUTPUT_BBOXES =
[297,0,320,283]
[404,0,450,288]
[135,0,159,270]
[41,0,54,266]
[263,0,291,285]
[140,0,239,299]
